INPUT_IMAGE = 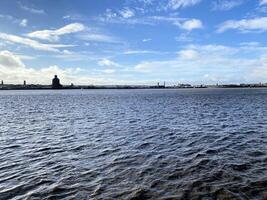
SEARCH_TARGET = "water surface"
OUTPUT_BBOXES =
[0,89,267,199]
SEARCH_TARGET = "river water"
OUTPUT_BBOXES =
[0,89,267,200]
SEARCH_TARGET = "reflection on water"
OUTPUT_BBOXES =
[0,89,267,200]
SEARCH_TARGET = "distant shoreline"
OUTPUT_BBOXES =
[1,84,267,90]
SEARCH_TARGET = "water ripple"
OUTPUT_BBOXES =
[0,89,267,199]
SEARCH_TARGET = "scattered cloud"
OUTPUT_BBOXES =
[128,16,204,30]
[176,19,203,31]
[27,22,120,44]
[212,0,244,11]
[0,50,134,85]
[142,38,152,42]
[27,23,86,42]
[133,44,264,84]
[99,9,154,25]
[78,33,119,43]
[0,50,25,69]
[178,49,199,59]
[217,17,267,33]
[0,50,74,84]
[98,58,120,67]
[124,0,202,13]
[0,14,28,27]
[18,2,45,14]
[119,8,135,18]
[259,0,267,6]
[19,19,28,27]
[102,69,116,74]
[175,33,193,42]
[100,9,203,30]
[123,50,165,55]
[166,0,202,10]
[0,33,73,52]
[0,14,16,21]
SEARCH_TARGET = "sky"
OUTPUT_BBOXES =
[1,0,267,85]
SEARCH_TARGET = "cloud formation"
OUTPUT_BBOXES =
[27,23,86,42]
[212,0,244,11]
[0,50,25,69]
[0,33,73,52]
[19,19,28,27]
[18,2,45,14]
[260,0,267,5]
[0,50,72,84]
[177,19,203,31]
[133,44,267,83]
[98,58,120,67]
[0,50,142,85]
[217,17,267,33]
[166,0,202,10]
[119,8,135,18]
[78,34,118,43]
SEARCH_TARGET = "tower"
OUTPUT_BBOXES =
[52,75,62,89]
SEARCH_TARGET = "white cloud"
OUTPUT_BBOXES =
[100,10,203,29]
[176,19,203,31]
[27,23,86,42]
[0,50,134,85]
[178,49,199,59]
[0,14,17,22]
[0,50,25,69]
[142,38,152,42]
[123,50,164,55]
[99,9,154,25]
[119,8,135,18]
[102,69,116,74]
[166,0,202,10]
[105,9,118,19]
[133,44,266,84]
[149,16,203,30]
[99,9,203,30]
[2,44,267,85]
[18,2,45,14]
[19,19,28,27]
[217,17,267,33]
[260,0,267,5]
[98,58,120,67]
[0,51,68,83]
[0,33,73,52]
[16,54,36,60]
[175,33,193,42]
[251,56,267,79]
[78,34,118,43]
[212,0,244,11]
[31,21,120,44]
[0,15,28,27]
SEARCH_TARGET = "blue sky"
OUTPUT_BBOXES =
[1,0,267,85]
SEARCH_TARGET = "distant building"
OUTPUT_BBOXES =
[23,80,26,86]
[52,75,62,89]
[1,80,3,85]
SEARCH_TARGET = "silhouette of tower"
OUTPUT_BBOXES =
[1,80,3,85]
[52,75,62,89]
[23,80,26,86]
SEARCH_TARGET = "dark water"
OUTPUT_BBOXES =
[0,89,267,200]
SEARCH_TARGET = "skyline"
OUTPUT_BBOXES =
[1,0,267,85]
